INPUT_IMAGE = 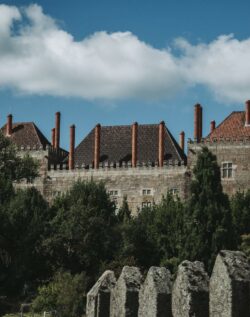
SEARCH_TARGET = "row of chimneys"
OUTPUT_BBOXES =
[4,101,250,170]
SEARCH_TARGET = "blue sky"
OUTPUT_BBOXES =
[1,0,250,150]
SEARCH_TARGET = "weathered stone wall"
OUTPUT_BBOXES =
[188,139,250,196]
[87,250,250,317]
[26,164,189,215]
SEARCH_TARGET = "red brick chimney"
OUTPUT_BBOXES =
[69,125,75,170]
[194,104,202,142]
[158,121,165,167]
[132,122,138,167]
[199,105,203,140]
[210,120,216,133]
[6,114,13,136]
[51,128,55,148]
[94,124,101,169]
[55,112,61,150]
[245,100,250,126]
[179,131,185,151]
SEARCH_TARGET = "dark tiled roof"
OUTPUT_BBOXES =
[207,112,250,139]
[1,122,50,149]
[74,124,186,167]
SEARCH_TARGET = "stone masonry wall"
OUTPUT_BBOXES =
[87,250,250,317]
[188,139,250,196]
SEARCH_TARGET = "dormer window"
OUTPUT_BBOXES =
[222,162,233,179]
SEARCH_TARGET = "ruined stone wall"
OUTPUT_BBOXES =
[187,139,250,196]
[87,250,250,317]
[35,163,189,215]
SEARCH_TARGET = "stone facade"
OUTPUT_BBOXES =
[87,251,250,317]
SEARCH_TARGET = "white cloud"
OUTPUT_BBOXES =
[0,4,249,103]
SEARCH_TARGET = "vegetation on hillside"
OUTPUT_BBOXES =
[0,131,249,317]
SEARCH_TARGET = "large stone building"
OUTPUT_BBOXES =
[1,101,250,214]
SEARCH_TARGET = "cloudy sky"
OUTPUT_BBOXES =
[1,0,250,149]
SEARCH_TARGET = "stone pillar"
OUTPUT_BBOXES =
[51,128,55,148]
[86,270,116,317]
[7,114,13,136]
[210,120,216,133]
[110,266,142,317]
[69,125,75,170]
[172,260,209,317]
[55,112,61,150]
[139,266,172,317]
[245,100,250,126]
[210,250,250,317]
[158,121,165,167]
[94,124,101,169]
[179,131,185,151]
[132,122,138,168]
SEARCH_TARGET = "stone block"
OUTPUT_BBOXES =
[139,266,172,317]
[86,270,116,317]
[172,260,209,317]
[210,250,250,317]
[110,266,142,317]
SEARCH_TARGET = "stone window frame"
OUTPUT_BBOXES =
[108,189,120,197]
[221,161,234,179]
[141,188,153,196]
[142,201,152,209]
[169,187,179,196]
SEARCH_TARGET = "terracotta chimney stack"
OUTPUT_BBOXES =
[55,112,61,150]
[245,100,250,126]
[69,125,75,170]
[194,104,202,142]
[6,114,13,136]
[94,124,101,169]
[51,128,55,148]
[199,105,203,140]
[132,122,138,167]
[179,131,185,151]
[210,120,216,133]
[158,121,165,167]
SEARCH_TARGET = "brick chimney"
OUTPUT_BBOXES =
[179,131,185,151]
[94,124,101,169]
[132,122,138,167]
[199,105,203,140]
[210,120,216,133]
[245,100,250,126]
[69,125,75,170]
[158,121,165,167]
[55,112,61,150]
[51,128,55,148]
[194,104,202,142]
[6,114,13,136]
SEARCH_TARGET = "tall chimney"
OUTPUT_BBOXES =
[55,112,61,150]
[246,100,250,126]
[194,104,202,142]
[132,122,138,167]
[94,124,101,169]
[158,121,165,167]
[6,114,13,136]
[69,125,75,170]
[179,131,185,151]
[210,120,216,133]
[51,128,55,148]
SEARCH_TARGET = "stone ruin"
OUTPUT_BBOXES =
[86,250,250,317]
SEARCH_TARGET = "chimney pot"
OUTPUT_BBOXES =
[245,100,250,126]
[210,120,216,133]
[179,131,185,151]
[7,114,13,136]
[132,122,138,167]
[55,112,61,150]
[94,124,101,169]
[69,125,75,170]
[158,121,165,167]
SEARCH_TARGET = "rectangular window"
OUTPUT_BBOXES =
[142,201,152,208]
[109,190,119,196]
[222,162,233,179]
[169,188,179,196]
[142,189,152,195]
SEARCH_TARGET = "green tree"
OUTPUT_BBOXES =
[32,271,87,317]
[117,196,131,224]
[182,147,234,270]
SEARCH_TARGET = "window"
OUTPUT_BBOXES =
[169,188,179,196]
[142,201,152,208]
[109,190,119,196]
[222,162,233,179]
[142,189,152,195]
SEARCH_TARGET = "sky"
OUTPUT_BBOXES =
[0,0,250,150]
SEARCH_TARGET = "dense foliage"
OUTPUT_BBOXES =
[0,133,249,316]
